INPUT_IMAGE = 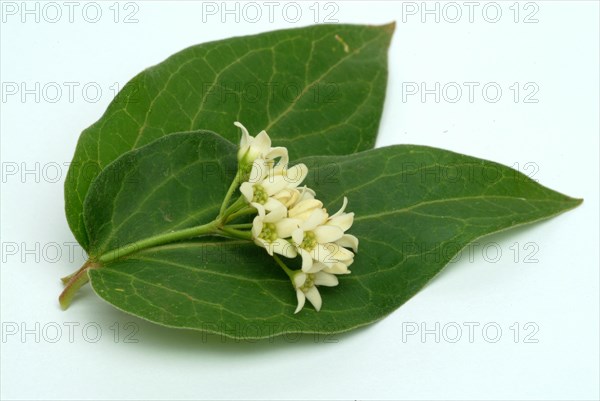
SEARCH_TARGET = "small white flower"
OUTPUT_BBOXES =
[326,197,359,253]
[288,198,323,221]
[293,270,338,313]
[297,186,316,201]
[235,122,288,167]
[228,121,361,314]
[251,206,298,258]
[309,260,352,275]
[271,188,299,208]
[291,197,358,272]
[240,159,308,215]
[281,186,317,216]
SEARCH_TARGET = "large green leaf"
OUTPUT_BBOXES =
[83,132,581,338]
[83,131,237,258]
[65,23,395,249]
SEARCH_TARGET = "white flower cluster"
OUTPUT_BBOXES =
[234,122,358,313]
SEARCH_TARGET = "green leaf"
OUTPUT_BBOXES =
[83,131,237,258]
[65,23,395,249]
[84,132,581,339]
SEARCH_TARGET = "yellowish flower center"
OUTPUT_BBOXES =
[252,184,268,204]
[300,231,317,251]
[300,273,315,292]
[258,222,278,242]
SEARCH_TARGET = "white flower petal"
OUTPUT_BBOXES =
[271,238,297,258]
[306,265,325,274]
[262,175,288,196]
[312,243,354,266]
[330,245,355,262]
[253,131,272,155]
[235,122,288,167]
[314,272,339,287]
[248,159,268,182]
[263,198,287,212]
[288,199,322,219]
[276,218,300,238]
[250,202,266,217]
[313,225,344,243]
[293,272,307,288]
[331,197,348,218]
[311,243,336,266]
[304,286,322,311]
[234,121,250,148]
[251,215,263,238]
[291,228,304,246]
[272,188,298,207]
[266,147,289,167]
[263,198,286,213]
[284,163,308,187]
[299,249,314,272]
[335,234,359,252]
[323,262,351,275]
[294,289,306,314]
[307,261,328,273]
[240,182,254,203]
[263,206,286,223]
[303,208,327,231]
[328,212,354,232]
[297,186,316,202]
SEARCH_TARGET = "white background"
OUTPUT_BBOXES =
[1,1,598,400]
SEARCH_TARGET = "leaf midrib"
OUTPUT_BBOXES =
[263,32,383,132]
[354,195,573,222]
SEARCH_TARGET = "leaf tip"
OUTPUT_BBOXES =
[561,195,583,210]
[380,21,396,36]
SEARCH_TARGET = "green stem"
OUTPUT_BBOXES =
[99,220,219,264]
[219,169,242,216]
[60,259,92,284]
[273,253,294,278]
[225,223,253,229]
[217,227,253,241]
[60,219,251,309]
[59,261,99,310]
[221,195,247,219]
[273,254,295,279]
[225,206,257,223]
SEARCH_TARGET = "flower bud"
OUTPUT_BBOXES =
[235,121,289,169]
